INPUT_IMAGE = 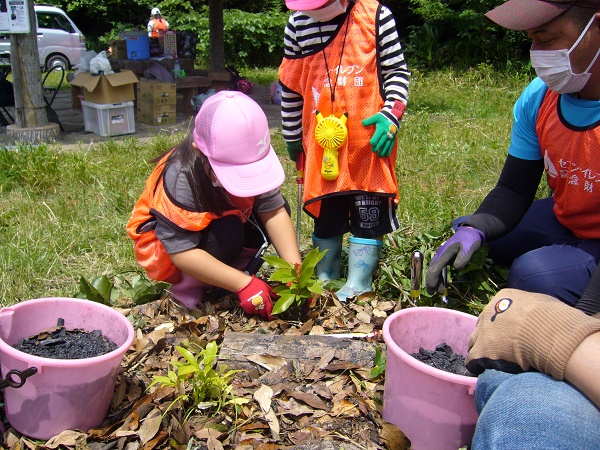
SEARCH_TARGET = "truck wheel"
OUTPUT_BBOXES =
[46,54,69,71]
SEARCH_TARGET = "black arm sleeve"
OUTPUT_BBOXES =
[577,264,600,316]
[462,154,545,241]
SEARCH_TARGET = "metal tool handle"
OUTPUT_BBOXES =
[410,251,423,304]
[441,265,449,304]
[243,241,269,276]
[296,152,305,248]
[0,367,37,390]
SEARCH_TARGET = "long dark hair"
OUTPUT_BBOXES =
[152,133,233,216]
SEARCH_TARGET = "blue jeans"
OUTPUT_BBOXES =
[455,197,600,305]
[472,370,600,449]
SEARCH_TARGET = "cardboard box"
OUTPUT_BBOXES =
[137,103,176,125]
[108,39,127,59]
[137,80,176,105]
[163,31,177,58]
[70,70,139,105]
[82,100,135,137]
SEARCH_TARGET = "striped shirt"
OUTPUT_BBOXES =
[281,0,410,142]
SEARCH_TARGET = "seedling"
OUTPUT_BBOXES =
[149,341,248,422]
[263,247,326,316]
[76,272,168,306]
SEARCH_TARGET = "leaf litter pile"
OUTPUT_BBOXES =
[0,290,414,450]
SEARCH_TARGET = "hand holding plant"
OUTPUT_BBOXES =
[263,248,326,316]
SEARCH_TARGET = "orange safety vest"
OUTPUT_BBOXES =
[126,151,254,282]
[278,0,399,220]
[537,90,600,239]
[149,18,168,38]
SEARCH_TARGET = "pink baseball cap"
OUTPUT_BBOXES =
[286,0,330,11]
[193,91,285,197]
[486,0,600,31]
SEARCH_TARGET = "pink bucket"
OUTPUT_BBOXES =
[0,297,134,439]
[382,307,478,450]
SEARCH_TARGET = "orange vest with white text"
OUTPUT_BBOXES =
[537,90,600,239]
[278,0,399,219]
[126,151,254,282]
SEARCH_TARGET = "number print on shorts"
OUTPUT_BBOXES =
[359,207,380,228]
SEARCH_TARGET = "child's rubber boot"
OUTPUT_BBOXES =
[168,272,207,309]
[335,236,382,302]
[312,234,343,282]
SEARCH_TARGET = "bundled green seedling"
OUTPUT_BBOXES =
[263,247,326,316]
[76,272,168,306]
[149,341,247,422]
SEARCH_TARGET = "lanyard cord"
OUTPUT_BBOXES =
[319,12,351,106]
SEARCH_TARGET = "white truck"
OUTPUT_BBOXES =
[0,4,87,70]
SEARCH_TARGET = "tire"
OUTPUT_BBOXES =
[45,54,69,71]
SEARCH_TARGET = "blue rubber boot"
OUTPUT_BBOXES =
[335,236,382,302]
[312,234,343,282]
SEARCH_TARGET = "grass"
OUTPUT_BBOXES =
[0,65,534,307]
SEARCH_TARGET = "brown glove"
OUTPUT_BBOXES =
[466,288,600,380]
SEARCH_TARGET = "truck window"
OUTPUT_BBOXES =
[37,11,74,33]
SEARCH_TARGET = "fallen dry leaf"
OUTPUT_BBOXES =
[246,354,287,371]
[287,390,329,411]
[138,408,162,444]
[377,419,411,450]
[253,384,273,413]
[44,430,88,449]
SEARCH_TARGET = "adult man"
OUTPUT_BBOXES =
[147,7,168,38]
[278,0,410,301]
[466,288,600,448]
[426,0,600,316]
[431,0,600,447]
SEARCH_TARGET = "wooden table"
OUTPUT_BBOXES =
[108,57,194,76]
[176,75,211,115]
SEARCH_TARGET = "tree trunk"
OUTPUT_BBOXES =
[8,0,59,144]
[208,0,224,72]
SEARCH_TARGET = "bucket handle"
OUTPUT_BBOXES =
[0,367,37,389]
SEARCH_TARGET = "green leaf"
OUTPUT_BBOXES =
[307,282,323,295]
[271,293,297,315]
[301,248,325,273]
[262,255,291,269]
[268,268,296,283]
[90,275,114,301]
[176,345,200,369]
[203,341,218,367]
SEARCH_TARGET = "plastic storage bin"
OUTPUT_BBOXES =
[125,31,150,60]
[82,100,135,137]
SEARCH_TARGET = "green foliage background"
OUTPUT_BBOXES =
[43,0,531,70]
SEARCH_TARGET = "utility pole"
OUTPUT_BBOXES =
[6,0,59,143]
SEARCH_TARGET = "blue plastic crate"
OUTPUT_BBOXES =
[126,33,150,60]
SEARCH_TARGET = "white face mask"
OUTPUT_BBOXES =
[302,0,347,22]
[530,16,600,94]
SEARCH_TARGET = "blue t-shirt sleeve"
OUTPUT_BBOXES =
[508,77,548,161]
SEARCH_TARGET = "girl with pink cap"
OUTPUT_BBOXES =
[127,91,301,320]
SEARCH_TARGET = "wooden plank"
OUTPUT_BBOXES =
[220,332,377,372]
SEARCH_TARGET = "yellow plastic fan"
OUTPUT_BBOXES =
[315,111,348,181]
